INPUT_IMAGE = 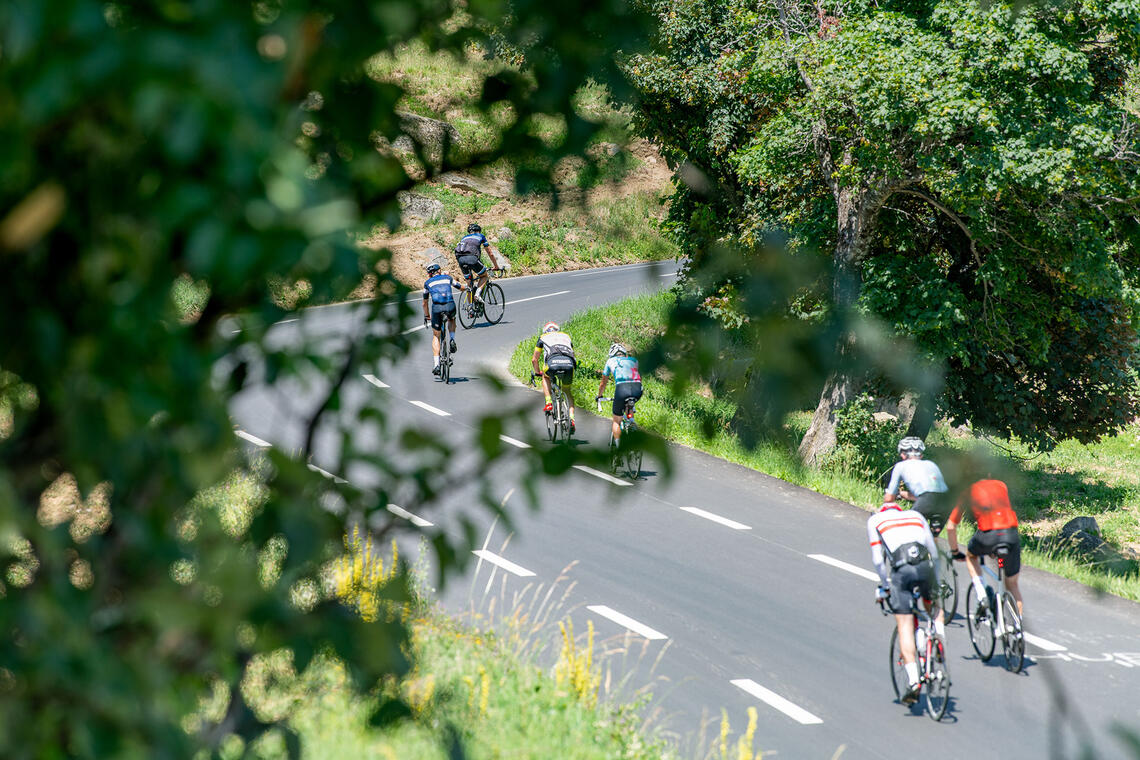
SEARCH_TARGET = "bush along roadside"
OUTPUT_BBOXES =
[508,291,1140,602]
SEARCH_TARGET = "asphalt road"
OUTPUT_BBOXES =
[230,261,1140,759]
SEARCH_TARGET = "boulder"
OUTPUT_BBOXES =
[395,111,460,167]
[439,171,513,198]
[397,192,444,225]
[1058,529,1112,561]
[596,141,621,157]
[1061,516,1100,538]
[496,226,514,241]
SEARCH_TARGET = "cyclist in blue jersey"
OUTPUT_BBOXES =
[596,343,642,448]
[453,222,491,302]
[885,437,951,535]
[421,263,465,376]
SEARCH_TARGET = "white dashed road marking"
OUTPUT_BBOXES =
[660,271,678,277]
[680,507,750,531]
[573,465,632,486]
[1025,633,1067,652]
[807,553,881,582]
[499,435,531,449]
[472,549,536,577]
[307,463,348,484]
[235,430,272,448]
[731,679,824,725]
[409,400,451,417]
[387,504,433,528]
[508,289,572,305]
[362,374,390,389]
[586,605,667,640]
[402,323,426,334]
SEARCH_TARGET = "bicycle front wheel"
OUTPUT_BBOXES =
[482,283,505,325]
[1000,592,1025,673]
[966,584,996,661]
[924,633,950,721]
[457,291,475,329]
[888,628,907,702]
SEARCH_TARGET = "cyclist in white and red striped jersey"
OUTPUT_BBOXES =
[867,500,943,705]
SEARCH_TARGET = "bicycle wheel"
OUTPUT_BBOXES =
[622,424,642,479]
[1000,592,1025,673]
[558,395,571,442]
[440,347,450,384]
[966,584,996,661]
[456,291,475,329]
[888,628,907,702]
[482,283,505,325]
[940,551,959,622]
[924,632,951,721]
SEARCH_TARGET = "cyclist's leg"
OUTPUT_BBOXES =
[429,307,443,368]
[541,369,553,407]
[562,371,575,423]
[611,414,622,444]
[446,309,457,351]
[999,529,1024,616]
[965,530,993,603]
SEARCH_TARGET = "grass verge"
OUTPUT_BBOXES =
[508,291,1140,602]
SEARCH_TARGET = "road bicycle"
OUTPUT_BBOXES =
[597,395,642,479]
[457,276,505,328]
[926,513,960,622]
[437,327,453,384]
[964,544,1025,672]
[880,589,952,721]
[531,372,572,443]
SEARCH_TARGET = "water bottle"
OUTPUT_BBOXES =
[916,626,927,652]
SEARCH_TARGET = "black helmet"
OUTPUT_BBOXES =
[425,262,441,275]
[467,223,481,234]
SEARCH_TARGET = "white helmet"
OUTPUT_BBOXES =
[898,436,925,456]
[608,343,628,358]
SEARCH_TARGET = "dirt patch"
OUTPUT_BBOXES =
[360,139,673,292]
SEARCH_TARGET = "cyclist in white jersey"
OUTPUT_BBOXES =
[885,437,950,535]
[867,501,944,705]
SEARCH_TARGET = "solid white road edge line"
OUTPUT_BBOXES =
[586,605,668,640]
[573,465,632,486]
[730,679,824,725]
[499,435,531,449]
[807,553,881,582]
[402,324,426,334]
[660,272,678,277]
[409,400,451,417]
[1024,633,1068,652]
[387,504,434,528]
[680,506,751,531]
[362,373,390,389]
[569,263,656,277]
[234,430,272,448]
[307,463,348,484]
[472,549,536,577]
[508,289,571,305]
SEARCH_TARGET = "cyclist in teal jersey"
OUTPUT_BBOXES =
[596,343,642,448]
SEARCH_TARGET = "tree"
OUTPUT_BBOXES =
[628,0,1140,461]
[0,0,648,756]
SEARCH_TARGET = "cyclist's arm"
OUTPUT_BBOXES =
[946,504,963,554]
[867,520,889,585]
[884,464,902,500]
[598,375,608,397]
[422,291,429,319]
[531,344,543,374]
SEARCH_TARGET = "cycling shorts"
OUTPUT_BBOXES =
[913,491,950,536]
[612,381,642,416]
[429,303,456,331]
[456,254,486,278]
[887,562,935,614]
[968,527,1021,576]
[544,365,574,386]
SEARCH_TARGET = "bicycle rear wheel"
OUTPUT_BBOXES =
[888,628,907,702]
[940,551,959,622]
[924,633,950,721]
[966,584,996,661]
[622,423,642,479]
[558,395,571,442]
[440,346,450,384]
[457,291,475,329]
[482,283,505,325]
[1000,592,1025,673]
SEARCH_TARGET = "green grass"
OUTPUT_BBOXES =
[414,183,504,222]
[509,291,1140,601]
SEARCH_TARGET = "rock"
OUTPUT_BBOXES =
[1061,516,1100,538]
[1058,529,1112,561]
[438,171,513,198]
[597,141,621,157]
[395,111,461,167]
[397,192,444,225]
[496,226,514,241]
[872,411,898,424]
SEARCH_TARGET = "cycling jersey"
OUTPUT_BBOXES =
[423,273,459,305]
[603,356,641,384]
[536,331,574,363]
[949,479,1019,532]
[454,232,488,257]
[867,503,939,586]
[886,459,948,497]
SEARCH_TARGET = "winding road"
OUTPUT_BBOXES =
[230,261,1140,759]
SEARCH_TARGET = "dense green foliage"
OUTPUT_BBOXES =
[629,0,1140,452]
[0,1,651,757]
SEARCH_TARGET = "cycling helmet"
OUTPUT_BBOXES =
[467,223,481,234]
[898,436,926,456]
[542,321,559,333]
[425,262,441,274]
[608,343,628,358]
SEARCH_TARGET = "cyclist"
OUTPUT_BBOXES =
[867,499,944,705]
[946,477,1023,617]
[531,321,577,433]
[421,262,464,376]
[453,222,491,302]
[596,343,642,448]
[885,437,951,535]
